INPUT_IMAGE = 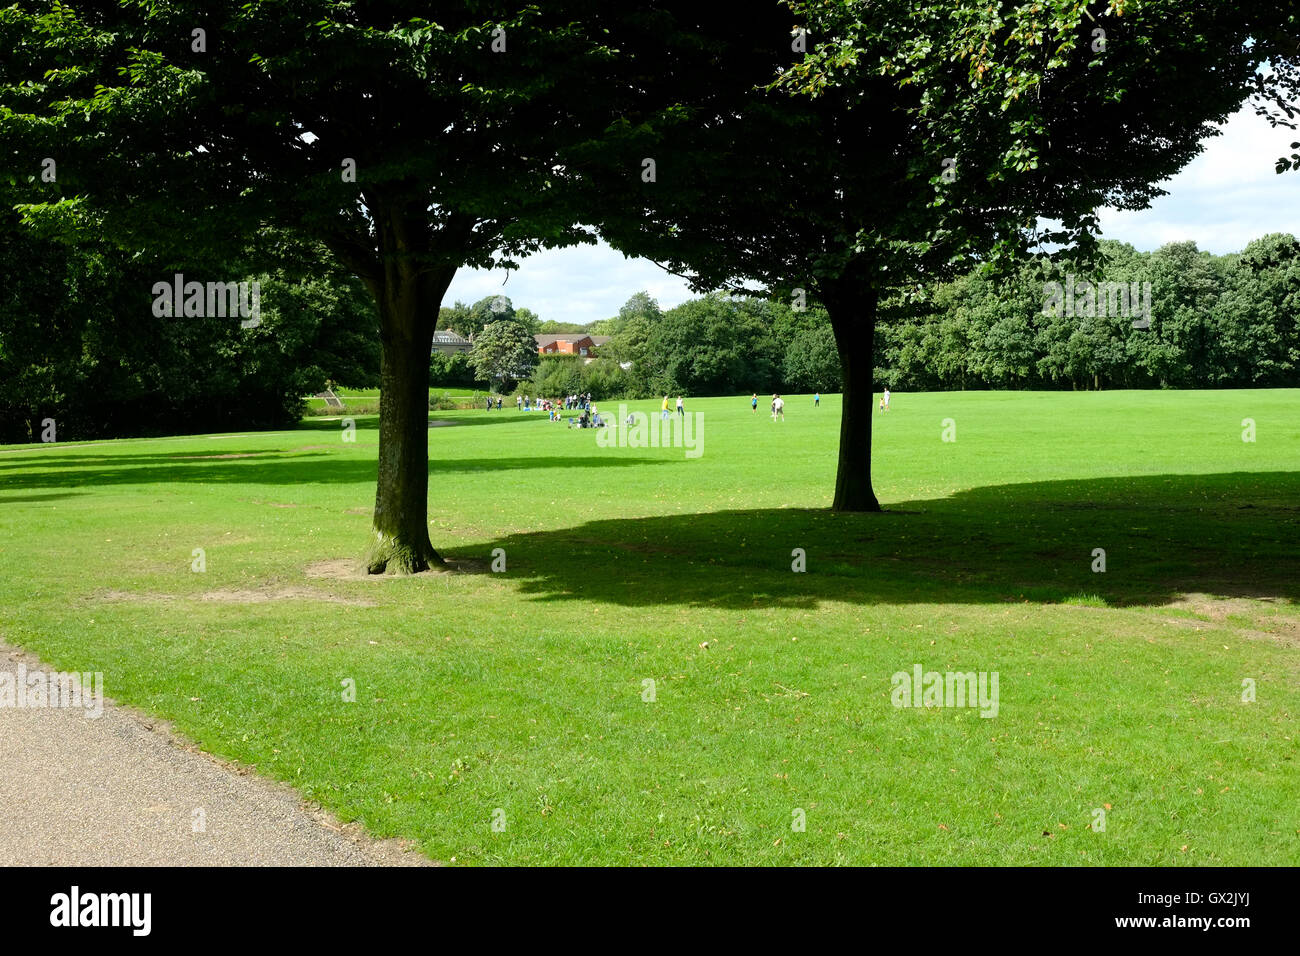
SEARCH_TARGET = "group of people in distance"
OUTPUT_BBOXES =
[752,393,786,420]
[509,392,605,427]
[660,395,686,420]
[499,387,896,428]
[746,388,891,420]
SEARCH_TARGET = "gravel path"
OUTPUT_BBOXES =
[0,643,427,866]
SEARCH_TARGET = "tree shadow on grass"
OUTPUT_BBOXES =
[0,492,83,505]
[296,417,381,432]
[0,453,670,491]
[456,471,1300,610]
[297,410,558,431]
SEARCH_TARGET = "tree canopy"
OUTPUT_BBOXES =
[3,0,1296,570]
[583,0,1298,510]
[1,1,666,572]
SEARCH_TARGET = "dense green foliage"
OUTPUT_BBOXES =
[428,351,479,390]
[0,0,685,571]
[525,291,840,400]
[523,231,1300,401]
[0,200,378,442]
[579,0,1296,511]
[3,1,1297,547]
[468,318,537,391]
[878,236,1300,391]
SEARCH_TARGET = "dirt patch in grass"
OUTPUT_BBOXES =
[1166,593,1283,620]
[1159,593,1300,649]
[199,587,373,606]
[303,559,370,580]
[95,586,376,607]
[304,557,479,580]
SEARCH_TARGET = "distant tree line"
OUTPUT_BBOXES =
[529,234,1300,400]
[8,229,1295,444]
[878,236,1300,391]
[525,290,842,401]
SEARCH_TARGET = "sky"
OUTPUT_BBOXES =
[444,105,1300,327]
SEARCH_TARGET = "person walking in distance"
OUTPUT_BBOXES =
[676,395,685,418]
[751,393,758,413]
[814,391,820,408]
[883,387,891,413]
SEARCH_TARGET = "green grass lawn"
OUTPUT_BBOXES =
[303,387,480,413]
[1,389,1297,865]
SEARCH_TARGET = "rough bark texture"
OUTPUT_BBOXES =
[360,207,460,574]
[823,275,882,513]
[367,314,441,574]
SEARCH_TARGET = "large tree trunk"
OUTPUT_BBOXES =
[368,301,441,574]
[822,275,882,512]
[362,210,460,574]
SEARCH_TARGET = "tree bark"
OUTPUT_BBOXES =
[822,275,882,512]
[367,304,441,574]
[361,210,460,574]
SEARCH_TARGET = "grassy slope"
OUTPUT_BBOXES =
[0,390,1297,865]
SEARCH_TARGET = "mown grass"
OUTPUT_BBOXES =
[303,387,485,414]
[0,389,1297,864]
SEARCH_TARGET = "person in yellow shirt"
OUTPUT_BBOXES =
[661,395,670,421]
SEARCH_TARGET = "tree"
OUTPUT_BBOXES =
[437,301,474,337]
[1,1,641,572]
[1218,234,1300,385]
[602,292,667,396]
[1136,243,1221,387]
[469,295,517,330]
[513,307,542,337]
[468,319,536,390]
[0,165,374,442]
[637,295,779,396]
[586,0,1294,511]
[429,351,480,389]
[538,319,589,334]
[784,325,842,393]
[619,291,663,326]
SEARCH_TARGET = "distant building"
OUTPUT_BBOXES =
[432,329,472,355]
[534,333,611,358]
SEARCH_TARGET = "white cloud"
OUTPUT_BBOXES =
[445,242,694,326]
[1097,106,1300,253]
